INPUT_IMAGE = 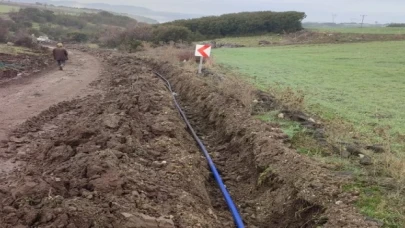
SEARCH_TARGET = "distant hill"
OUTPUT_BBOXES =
[10,0,203,22]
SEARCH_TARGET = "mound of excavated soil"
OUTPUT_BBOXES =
[147,56,381,228]
[0,49,52,85]
[0,56,234,227]
[0,49,380,228]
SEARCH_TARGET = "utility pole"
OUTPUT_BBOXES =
[360,15,367,28]
[332,14,337,23]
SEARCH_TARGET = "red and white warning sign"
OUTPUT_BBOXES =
[195,44,211,58]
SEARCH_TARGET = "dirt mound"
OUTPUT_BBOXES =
[147,56,380,227]
[0,56,233,227]
[0,49,53,85]
[0,49,380,228]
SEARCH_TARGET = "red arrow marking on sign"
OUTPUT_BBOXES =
[198,44,211,58]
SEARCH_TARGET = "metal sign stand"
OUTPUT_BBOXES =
[198,57,203,74]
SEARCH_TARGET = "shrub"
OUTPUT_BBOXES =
[126,39,143,52]
[22,21,33,28]
[153,25,192,43]
[98,26,124,48]
[176,50,195,61]
[14,32,38,48]
[99,23,151,51]
[124,23,153,41]
[67,32,89,43]
[0,19,10,43]
[40,24,68,41]
[0,27,8,43]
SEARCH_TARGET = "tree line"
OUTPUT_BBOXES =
[387,23,405,27]
[9,8,136,28]
[166,11,306,39]
[1,8,306,51]
[1,7,138,44]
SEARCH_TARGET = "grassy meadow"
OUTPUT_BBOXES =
[0,4,19,13]
[214,41,405,140]
[213,40,405,227]
[0,44,34,55]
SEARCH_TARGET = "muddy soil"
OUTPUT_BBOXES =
[0,54,235,228]
[0,48,53,85]
[0,49,381,228]
[0,50,100,141]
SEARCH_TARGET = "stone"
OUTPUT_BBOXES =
[365,217,384,227]
[124,213,175,228]
[341,149,351,158]
[68,206,77,212]
[66,223,77,228]
[25,211,39,225]
[103,114,121,129]
[121,212,134,218]
[366,145,385,153]
[346,145,362,156]
[359,155,373,165]
[335,200,343,205]
[3,206,16,213]
[152,161,166,168]
[9,136,27,143]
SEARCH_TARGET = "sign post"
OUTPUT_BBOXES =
[195,44,211,74]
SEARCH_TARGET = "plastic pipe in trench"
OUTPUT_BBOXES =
[154,72,245,228]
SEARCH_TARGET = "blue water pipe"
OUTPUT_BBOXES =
[154,72,245,228]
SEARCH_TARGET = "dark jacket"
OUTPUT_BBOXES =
[53,48,68,61]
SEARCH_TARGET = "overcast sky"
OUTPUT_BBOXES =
[80,0,404,23]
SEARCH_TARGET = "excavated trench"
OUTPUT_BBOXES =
[0,51,379,228]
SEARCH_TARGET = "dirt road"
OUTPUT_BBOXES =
[0,50,100,141]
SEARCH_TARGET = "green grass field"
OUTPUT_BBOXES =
[214,41,405,138]
[0,44,31,55]
[311,27,405,34]
[0,4,19,13]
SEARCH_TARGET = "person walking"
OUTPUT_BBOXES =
[53,43,68,70]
